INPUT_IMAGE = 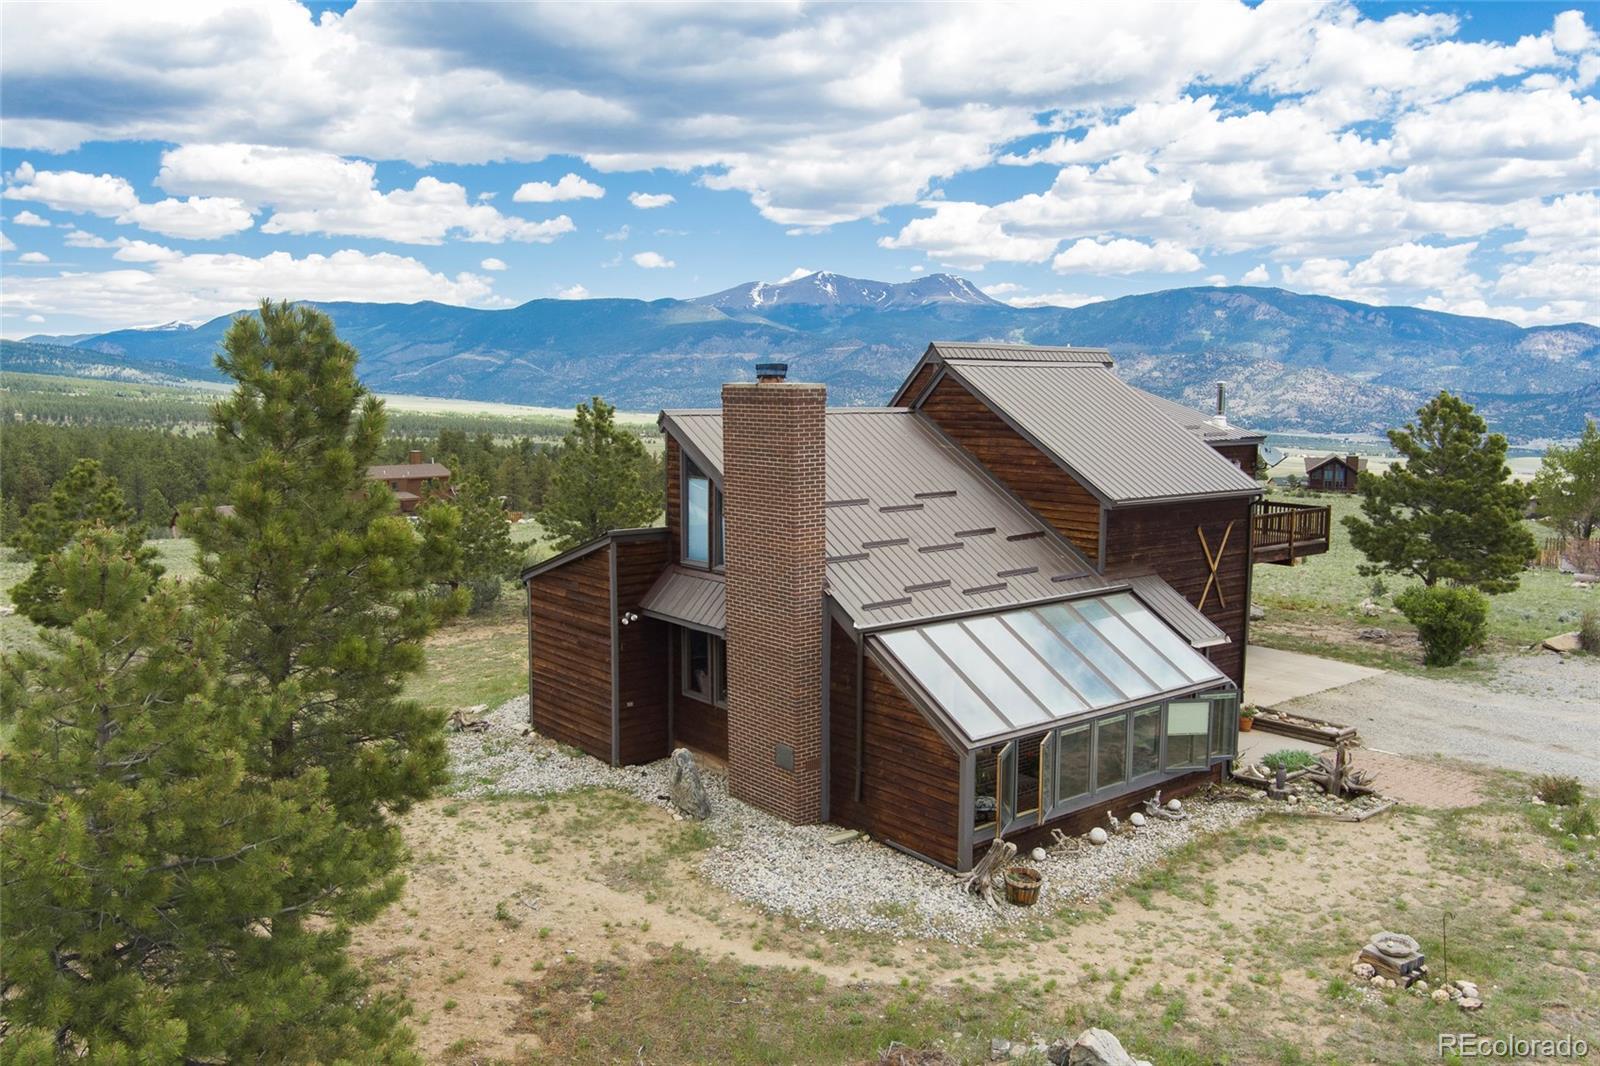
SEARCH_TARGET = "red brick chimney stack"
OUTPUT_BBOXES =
[408,448,425,464]
[721,362,827,823]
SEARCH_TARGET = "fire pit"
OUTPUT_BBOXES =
[1358,931,1427,986]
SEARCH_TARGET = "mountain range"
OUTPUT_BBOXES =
[12,272,1599,442]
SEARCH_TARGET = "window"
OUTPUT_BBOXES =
[1131,706,1160,778]
[974,746,999,832]
[683,458,725,567]
[1209,694,1237,758]
[1165,700,1210,770]
[1054,724,1090,805]
[1095,714,1126,790]
[682,629,728,708]
[1011,735,1046,825]
[997,741,1016,828]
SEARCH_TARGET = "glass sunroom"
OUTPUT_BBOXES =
[872,591,1238,857]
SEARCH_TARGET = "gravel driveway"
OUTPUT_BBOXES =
[1282,652,1600,784]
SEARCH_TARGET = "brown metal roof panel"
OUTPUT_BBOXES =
[947,362,1262,505]
[638,566,726,632]
[366,462,452,479]
[930,341,1112,365]
[1121,573,1228,648]
[1136,389,1264,443]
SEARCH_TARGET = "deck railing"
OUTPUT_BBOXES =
[1252,500,1332,563]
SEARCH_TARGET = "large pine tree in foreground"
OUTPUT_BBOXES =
[0,530,420,1062]
[183,300,465,832]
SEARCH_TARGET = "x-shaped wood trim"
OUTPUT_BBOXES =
[1197,520,1235,611]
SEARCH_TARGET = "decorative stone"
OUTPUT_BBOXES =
[1414,980,1428,993]
[1249,603,1266,621]
[1432,988,1451,1003]
[1370,975,1385,987]
[1351,962,1376,979]
[990,1037,1012,1061]
[1087,827,1109,845]
[1031,847,1048,862]
[1459,997,1483,1012]
[666,748,712,820]
[1448,985,1462,999]
[1066,1027,1139,1066]
[1166,798,1182,812]
[1129,812,1147,827]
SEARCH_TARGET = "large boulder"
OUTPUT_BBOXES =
[667,748,712,820]
[1066,1028,1144,1066]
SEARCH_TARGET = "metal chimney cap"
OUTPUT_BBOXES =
[755,361,788,382]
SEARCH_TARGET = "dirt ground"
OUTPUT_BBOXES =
[352,766,1599,1065]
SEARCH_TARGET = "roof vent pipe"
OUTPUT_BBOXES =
[1216,381,1226,418]
[755,362,788,383]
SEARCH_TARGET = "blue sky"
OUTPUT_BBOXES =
[1,1,1595,336]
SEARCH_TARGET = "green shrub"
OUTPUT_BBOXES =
[1533,774,1584,807]
[1559,805,1598,837]
[1395,584,1489,666]
[1579,609,1600,655]
[1261,749,1318,773]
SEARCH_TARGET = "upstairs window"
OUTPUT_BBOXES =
[683,458,725,567]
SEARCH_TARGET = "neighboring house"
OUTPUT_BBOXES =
[520,343,1324,872]
[1304,454,1366,493]
[366,450,454,513]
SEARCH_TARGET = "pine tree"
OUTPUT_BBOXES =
[0,529,420,1062]
[9,457,158,626]
[183,299,465,830]
[1532,418,1600,541]
[538,396,661,549]
[1344,392,1535,594]
[451,473,520,612]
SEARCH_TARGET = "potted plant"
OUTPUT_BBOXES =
[1004,866,1042,907]
[1239,706,1256,733]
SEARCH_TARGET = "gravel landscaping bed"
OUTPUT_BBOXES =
[449,696,1263,943]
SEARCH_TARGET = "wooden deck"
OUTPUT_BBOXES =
[1252,500,1332,565]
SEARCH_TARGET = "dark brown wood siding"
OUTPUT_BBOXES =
[918,374,1102,561]
[614,534,671,765]
[528,547,612,761]
[828,622,961,868]
[894,361,938,407]
[1212,443,1258,477]
[1104,497,1254,685]
[673,690,728,759]
[664,436,682,561]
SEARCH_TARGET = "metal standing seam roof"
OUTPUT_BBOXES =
[1119,573,1228,647]
[366,462,452,480]
[870,589,1229,749]
[1136,389,1265,444]
[923,341,1114,365]
[939,360,1263,506]
[639,566,726,632]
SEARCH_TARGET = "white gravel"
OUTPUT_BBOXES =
[449,695,1262,943]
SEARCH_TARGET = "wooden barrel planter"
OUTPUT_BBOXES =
[1004,866,1042,907]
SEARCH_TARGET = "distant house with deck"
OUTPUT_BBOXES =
[366,450,454,513]
[520,342,1330,872]
[1304,453,1366,493]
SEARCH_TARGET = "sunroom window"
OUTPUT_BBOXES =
[1131,706,1161,778]
[1164,699,1210,770]
[1095,714,1127,790]
[1054,724,1090,805]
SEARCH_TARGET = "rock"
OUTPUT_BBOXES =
[1031,846,1048,862]
[1414,980,1428,992]
[1249,603,1266,621]
[1447,985,1462,999]
[1459,997,1483,1012]
[1166,798,1182,812]
[1542,631,1582,653]
[1087,827,1109,845]
[1359,599,1382,617]
[990,1038,1012,1061]
[1370,975,1386,988]
[1432,988,1451,1003]
[1357,627,1390,642]
[1455,981,1478,998]
[1047,1038,1073,1066]
[1129,812,1147,827]
[666,748,712,820]
[1352,962,1376,979]
[1066,1028,1139,1066]
[825,829,862,845]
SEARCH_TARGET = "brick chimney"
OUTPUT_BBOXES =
[408,448,425,464]
[721,363,827,823]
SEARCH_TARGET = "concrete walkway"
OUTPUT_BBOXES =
[1243,645,1383,708]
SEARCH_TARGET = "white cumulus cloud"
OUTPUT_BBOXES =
[262,176,574,244]
[4,160,251,238]
[18,251,49,263]
[12,210,49,226]
[514,173,605,202]
[628,192,675,209]
[480,257,508,271]
[1052,238,1202,275]
[631,251,674,268]
[556,284,590,299]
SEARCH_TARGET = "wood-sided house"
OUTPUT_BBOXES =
[1304,453,1367,493]
[365,450,455,514]
[521,343,1313,872]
